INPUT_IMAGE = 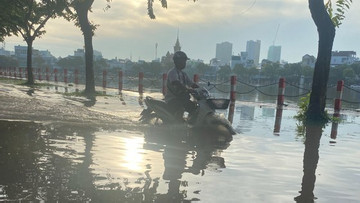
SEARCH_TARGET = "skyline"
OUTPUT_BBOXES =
[2,0,360,63]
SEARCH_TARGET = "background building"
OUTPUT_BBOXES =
[331,51,357,66]
[267,45,281,63]
[246,40,261,67]
[301,54,316,68]
[215,41,232,66]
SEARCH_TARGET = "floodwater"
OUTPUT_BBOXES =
[0,82,360,202]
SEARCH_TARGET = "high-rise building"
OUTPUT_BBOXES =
[267,45,281,63]
[246,40,261,66]
[215,42,232,66]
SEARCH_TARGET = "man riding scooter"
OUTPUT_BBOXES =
[165,51,199,122]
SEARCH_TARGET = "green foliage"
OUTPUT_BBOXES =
[295,92,342,133]
[0,77,25,85]
[262,62,281,80]
[147,0,197,19]
[217,65,232,80]
[326,0,353,27]
[0,56,19,67]
[0,0,68,42]
[57,56,85,70]
[94,58,110,72]
[294,93,330,133]
[232,64,246,76]
[294,93,311,130]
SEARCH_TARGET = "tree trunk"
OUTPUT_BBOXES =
[306,0,335,122]
[83,27,95,95]
[295,124,322,202]
[26,39,34,85]
[75,0,95,96]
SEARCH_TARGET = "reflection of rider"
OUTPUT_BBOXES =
[142,127,232,202]
[165,51,199,120]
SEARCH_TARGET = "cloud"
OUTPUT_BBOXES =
[4,0,359,62]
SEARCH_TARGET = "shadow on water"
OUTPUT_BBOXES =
[295,124,323,203]
[0,120,97,201]
[0,120,232,202]
[143,126,232,202]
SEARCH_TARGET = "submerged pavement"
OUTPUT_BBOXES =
[0,82,146,128]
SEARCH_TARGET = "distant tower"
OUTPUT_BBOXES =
[246,40,261,66]
[215,41,233,66]
[174,30,181,52]
[267,45,281,63]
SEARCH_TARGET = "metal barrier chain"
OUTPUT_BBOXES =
[203,79,230,86]
[344,85,360,94]
[235,88,257,95]
[256,88,278,97]
[144,78,159,88]
[285,81,310,91]
[284,91,310,98]
[213,85,230,93]
[342,99,360,104]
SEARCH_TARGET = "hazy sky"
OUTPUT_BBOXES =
[3,0,360,63]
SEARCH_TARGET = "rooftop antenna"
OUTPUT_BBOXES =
[273,24,280,46]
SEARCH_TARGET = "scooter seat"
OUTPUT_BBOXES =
[145,96,169,110]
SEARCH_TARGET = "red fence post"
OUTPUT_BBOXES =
[64,69,68,84]
[331,80,344,139]
[228,75,237,123]
[162,73,167,96]
[274,78,286,133]
[139,72,144,94]
[193,74,199,85]
[118,71,123,92]
[102,70,107,89]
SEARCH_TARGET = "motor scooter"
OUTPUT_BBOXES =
[139,87,236,135]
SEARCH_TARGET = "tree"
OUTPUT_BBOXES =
[63,0,113,96]
[306,0,352,123]
[262,62,281,81]
[0,56,19,68]
[232,64,246,77]
[195,63,210,76]
[57,56,85,70]
[217,65,231,81]
[0,0,67,85]
[147,0,197,19]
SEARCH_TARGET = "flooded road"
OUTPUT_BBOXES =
[0,83,360,202]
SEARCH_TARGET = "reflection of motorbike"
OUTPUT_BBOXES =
[139,87,236,135]
[142,127,232,202]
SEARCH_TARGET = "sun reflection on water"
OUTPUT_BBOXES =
[121,137,145,171]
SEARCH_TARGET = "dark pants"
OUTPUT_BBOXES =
[167,95,197,119]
